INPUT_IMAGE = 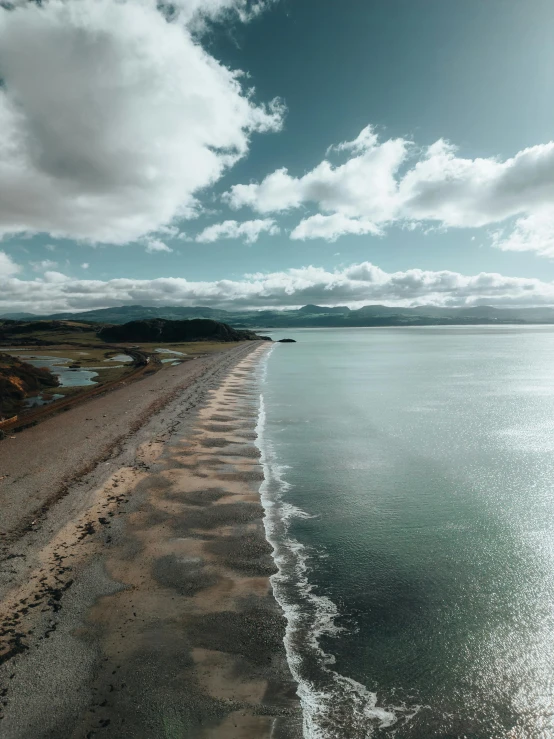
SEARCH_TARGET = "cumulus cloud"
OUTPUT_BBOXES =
[291,214,382,241]
[0,251,20,277]
[30,259,58,272]
[144,238,173,254]
[397,139,554,229]
[225,131,406,222]
[162,0,275,31]
[491,211,554,258]
[226,125,554,255]
[2,261,554,313]
[0,0,283,245]
[327,124,379,155]
[195,218,279,243]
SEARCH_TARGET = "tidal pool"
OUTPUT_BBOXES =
[155,348,188,356]
[24,392,65,409]
[18,355,99,387]
[104,354,133,363]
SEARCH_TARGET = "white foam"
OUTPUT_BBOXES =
[254,348,399,738]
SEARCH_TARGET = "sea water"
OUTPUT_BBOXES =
[256,326,554,738]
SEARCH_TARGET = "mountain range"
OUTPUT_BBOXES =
[3,304,554,327]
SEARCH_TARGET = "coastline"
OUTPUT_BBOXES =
[0,342,301,738]
[255,341,400,739]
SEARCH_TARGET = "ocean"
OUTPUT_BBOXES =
[255,326,554,738]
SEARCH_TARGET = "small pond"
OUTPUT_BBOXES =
[104,354,133,363]
[155,348,188,356]
[24,392,65,409]
[17,355,99,387]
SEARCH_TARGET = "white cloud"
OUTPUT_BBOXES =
[195,218,279,243]
[144,238,173,254]
[225,125,407,220]
[81,262,89,269]
[0,251,20,277]
[225,131,406,220]
[226,125,554,254]
[327,124,379,155]
[0,0,283,245]
[396,139,554,229]
[2,261,554,313]
[291,214,382,241]
[491,210,554,258]
[225,168,304,213]
[156,225,181,238]
[30,259,58,272]
[162,0,275,31]
[41,270,69,284]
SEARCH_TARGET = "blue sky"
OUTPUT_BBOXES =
[2,0,554,312]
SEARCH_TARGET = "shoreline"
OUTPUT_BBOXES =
[254,345,399,739]
[0,342,301,738]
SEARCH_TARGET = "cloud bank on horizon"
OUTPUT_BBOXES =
[3,251,554,313]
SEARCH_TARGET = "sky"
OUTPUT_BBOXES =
[2,0,554,313]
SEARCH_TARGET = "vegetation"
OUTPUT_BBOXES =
[0,320,100,345]
[97,318,267,343]
[0,353,59,419]
[0,317,264,427]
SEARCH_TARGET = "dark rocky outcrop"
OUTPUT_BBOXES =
[0,354,59,419]
[277,338,296,343]
[97,318,268,344]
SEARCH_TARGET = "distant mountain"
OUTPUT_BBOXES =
[48,305,228,323]
[354,304,414,316]
[4,303,554,328]
[97,318,266,343]
[297,304,351,315]
[0,312,38,320]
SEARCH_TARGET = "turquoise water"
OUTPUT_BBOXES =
[257,327,554,738]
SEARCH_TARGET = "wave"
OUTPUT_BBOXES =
[254,349,404,738]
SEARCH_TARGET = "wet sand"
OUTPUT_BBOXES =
[0,343,301,738]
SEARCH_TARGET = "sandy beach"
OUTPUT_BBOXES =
[0,342,301,738]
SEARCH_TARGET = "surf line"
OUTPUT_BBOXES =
[254,348,398,739]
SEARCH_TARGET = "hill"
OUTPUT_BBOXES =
[97,318,267,343]
[0,319,97,346]
[5,303,554,328]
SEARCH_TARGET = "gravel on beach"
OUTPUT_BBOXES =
[0,342,301,739]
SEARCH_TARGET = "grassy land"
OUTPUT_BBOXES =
[138,341,245,356]
[0,319,258,431]
[1,328,102,346]
[9,346,121,363]
[0,320,251,422]
[2,325,246,358]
